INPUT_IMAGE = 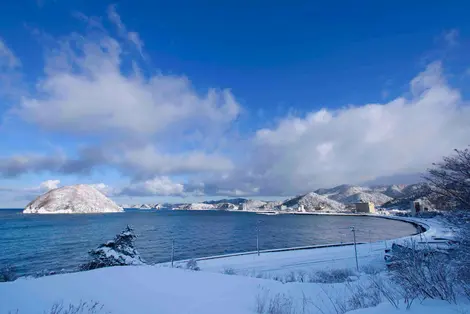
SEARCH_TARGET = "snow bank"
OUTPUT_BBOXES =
[1,265,466,314]
[0,266,287,314]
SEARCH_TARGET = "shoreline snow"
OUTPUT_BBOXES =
[157,214,454,278]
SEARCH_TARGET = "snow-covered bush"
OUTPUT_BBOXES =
[255,289,295,314]
[360,264,385,275]
[81,226,144,270]
[310,268,356,283]
[345,280,383,310]
[0,265,17,282]
[222,267,237,275]
[185,259,200,271]
[389,240,456,302]
[48,300,105,314]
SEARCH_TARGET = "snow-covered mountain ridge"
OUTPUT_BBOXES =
[123,183,430,213]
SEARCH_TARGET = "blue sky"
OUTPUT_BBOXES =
[1,1,470,207]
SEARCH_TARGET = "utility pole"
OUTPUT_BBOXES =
[256,220,260,256]
[350,226,359,271]
[171,239,175,268]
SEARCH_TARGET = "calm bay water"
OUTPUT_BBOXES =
[0,209,418,276]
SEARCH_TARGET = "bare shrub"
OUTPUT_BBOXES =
[271,275,284,283]
[296,270,307,283]
[283,271,298,283]
[185,259,200,271]
[368,275,404,309]
[317,285,347,314]
[255,287,269,314]
[266,293,295,314]
[47,300,106,314]
[222,267,237,275]
[0,265,17,282]
[424,146,470,209]
[310,268,356,284]
[360,264,385,275]
[253,271,268,279]
[388,240,456,302]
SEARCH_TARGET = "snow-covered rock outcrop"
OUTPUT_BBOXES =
[342,192,393,206]
[282,192,345,211]
[175,203,216,210]
[382,185,405,198]
[23,184,123,214]
[315,184,392,206]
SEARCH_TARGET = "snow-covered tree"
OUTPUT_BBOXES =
[81,226,145,270]
[424,147,470,209]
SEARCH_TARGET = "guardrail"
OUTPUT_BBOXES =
[177,241,366,263]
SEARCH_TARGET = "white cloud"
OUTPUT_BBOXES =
[39,179,60,192]
[14,7,240,139]
[0,37,20,69]
[121,177,184,196]
[2,9,470,201]
[89,183,115,196]
[236,61,470,194]
[114,145,234,178]
[107,4,144,57]
[1,6,239,185]
[0,37,22,98]
[443,29,459,47]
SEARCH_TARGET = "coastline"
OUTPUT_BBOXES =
[160,214,450,275]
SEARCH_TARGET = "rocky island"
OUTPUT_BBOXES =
[23,184,123,214]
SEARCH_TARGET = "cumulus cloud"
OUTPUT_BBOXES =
[13,9,240,139]
[0,154,65,177]
[0,146,232,179]
[1,7,470,200]
[0,6,238,187]
[89,183,115,196]
[120,177,184,196]
[39,179,60,192]
[1,179,61,198]
[114,145,233,178]
[230,61,470,195]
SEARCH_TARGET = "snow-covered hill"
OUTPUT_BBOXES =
[382,184,406,198]
[342,192,392,206]
[174,203,217,210]
[315,184,392,206]
[203,198,247,205]
[121,183,437,212]
[282,192,345,212]
[23,184,123,214]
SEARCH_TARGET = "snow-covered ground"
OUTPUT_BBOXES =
[1,264,467,314]
[1,215,467,314]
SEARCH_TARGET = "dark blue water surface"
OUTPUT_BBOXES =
[0,209,417,276]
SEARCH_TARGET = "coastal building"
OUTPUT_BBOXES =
[410,199,431,216]
[354,202,376,213]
